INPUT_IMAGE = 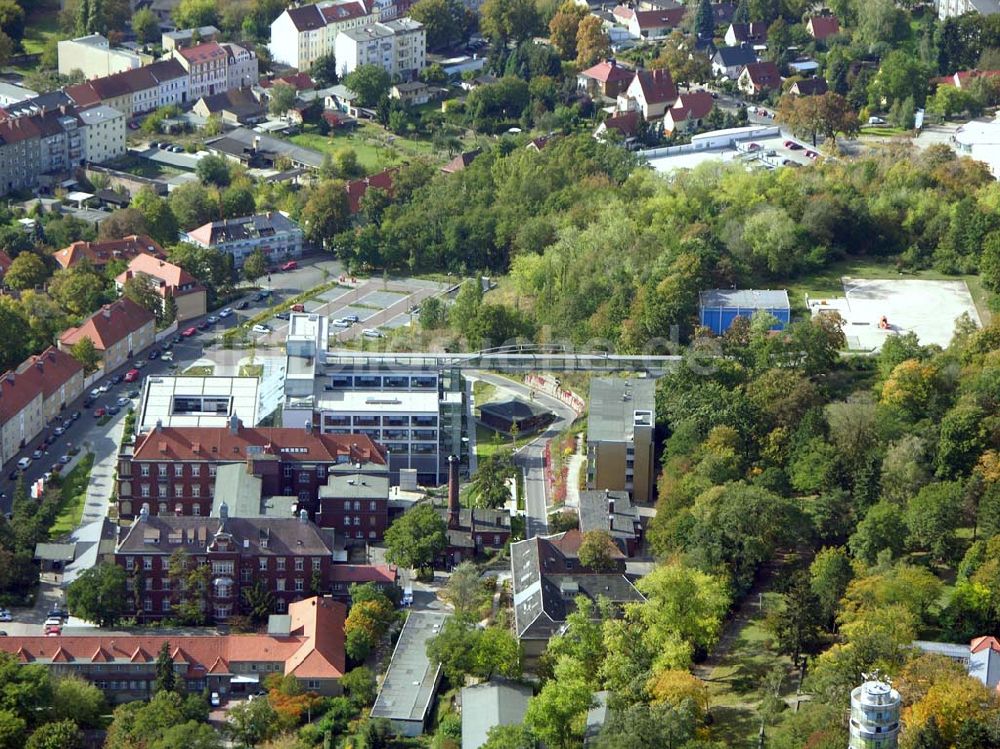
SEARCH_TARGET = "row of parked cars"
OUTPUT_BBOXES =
[10,412,80,477]
[148,140,185,154]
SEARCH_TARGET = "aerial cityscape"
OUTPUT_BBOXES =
[0,0,997,747]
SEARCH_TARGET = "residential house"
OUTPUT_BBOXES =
[806,15,840,40]
[161,26,221,51]
[53,235,165,271]
[624,7,687,39]
[618,68,678,120]
[173,42,228,100]
[221,43,260,92]
[461,681,533,749]
[0,596,347,700]
[0,368,45,467]
[971,636,1000,688]
[114,254,207,323]
[578,488,642,556]
[0,117,45,195]
[788,77,829,96]
[440,148,481,174]
[328,564,398,601]
[66,59,189,119]
[334,18,426,79]
[724,21,768,46]
[324,84,360,114]
[269,2,372,72]
[576,59,633,99]
[711,45,757,78]
[737,60,781,96]
[115,420,387,518]
[57,297,156,374]
[345,167,397,214]
[510,530,643,663]
[192,89,266,126]
[260,73,317,96]
[19,347,84,424]
[663,90,713,134]
[77,105,126,163]
[936,0,1000,21]
[57,34,143,79]
[204,127,326,170]
[182,212,304,268]
[936,68,1000,89]
[593,109,640,145]
[390,81,432,105]
[586,377,656,504]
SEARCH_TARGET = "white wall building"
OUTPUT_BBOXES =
[58,34,143,79]
[936,0,1000,20]
[221,42,259,92]
[78,105,126,164]
[173,42,228,100]
[269,1,372,72]
[334,18,425,79]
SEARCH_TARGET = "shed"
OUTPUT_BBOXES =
[461,680,533,749]
[699,289,791,335]
[478,398,552,435]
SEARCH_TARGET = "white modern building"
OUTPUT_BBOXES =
[936,0,1000,20]
[78,105,126,164]
[136,376,263,433]
[334,19,426,79]
[848,678,900,749]
[269,1,372,72]
[181,212,304,268]
[58,34,143,79]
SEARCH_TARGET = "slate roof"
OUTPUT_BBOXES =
[631,7,686,29]
[713,45,757,68]
[185,211,301,246]
[578,489,640,548]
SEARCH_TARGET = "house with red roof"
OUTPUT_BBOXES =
[440,148,482,175]
[58,297,156,374]
[577,59,634,99]
[0,250,11,282]
[663,90,715,134]
[806,16,840,41]
[618,68,678,120]
[328,564,398,601]
[935,68,1000,90]
[20,347,84,423]
[0,596,347,700]
[52,234,164,271]
[173,42,228,100]
[346,167,398,215]
[738,60,782,96]
[0,367,44,467]
[625,6,687,39]
[115,254,207,323]
[594,110,641,146]
[971,636,1000,690]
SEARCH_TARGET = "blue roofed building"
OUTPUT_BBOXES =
[699,289,791,335]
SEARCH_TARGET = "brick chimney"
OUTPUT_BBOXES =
[102,305,112,319]
[447,455,460,529]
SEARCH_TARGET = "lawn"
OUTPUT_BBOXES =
[473,380,497,405]
[183,365,215,376]
[289,122,446,173]
[860,126,910,138]
[105,154,183,180]
[784,257,993,324]
[49,453,95,539]
[20,10,60,56]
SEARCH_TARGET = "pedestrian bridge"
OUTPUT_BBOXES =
[324,345,683,375]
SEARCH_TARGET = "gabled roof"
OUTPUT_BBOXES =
[58,297,155,352]
[727,21,768,43]
[115,253,204,296]
[260,73,316,92]
[713,45,757,67]
[578,60,633,84]
[790,77,828,96]
[972,636,1000,654]
[177,41,226,64]
[346,167,397,214]
[440,148,482,174]
[631,7,686,30]
[740,61,781,90]
[53,235,164,270]
[195,88,264,120]
[630,68,678,105]
[320,1,369,23]
[806,15,840,39]
[668,90,714,122]
[20,347,83,399]
[0,367,42,423]
[328,564,397,584]
[599,109,640,138]
[283,4,326,32]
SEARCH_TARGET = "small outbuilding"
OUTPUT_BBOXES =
[478,398,552,435]
[699,289,791,335]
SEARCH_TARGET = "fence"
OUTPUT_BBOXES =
[523,373,586,415]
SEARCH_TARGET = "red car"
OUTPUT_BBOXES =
[181,326,197,337]
[124,368,141,383]
[281,260,298,271]
[784,140,802,150]
[93,407,106,418]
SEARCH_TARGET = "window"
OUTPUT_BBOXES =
[354,516,361,526]
[141,485,150,498]
[295,578,304,592]
[294,558,303,571]
[212,561,234,576]
[241,568,252,583]
[126,579,134,592]
[343,499,350,509]
[192,486,200,498]
[158,502,167,514]
[283,466,292,478]
[259,558,267,571]
[174,465,183,477]
[494,534,500,545]
[298,472,309,483]
[276,578,285,592]
[370,516,376,526]
[193,504,201,516]
[140,464,150,477]
[208,465,217,477]
[145,578,152,591]
[144,598,152,612]
[162,578,170,591]
[276,599,286,613]
[370,501,377,511]
[126,556,134,569]
[158,464,167,477]
[162,599,171,613]
[277,558,285,572]
[192,465,200,477]
[353,501,360,511]
[368,530,376,539]
[143,557,153,570]
[312,558,321,571]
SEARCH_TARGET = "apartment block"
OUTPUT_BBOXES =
[58,298,156,374]
[173,42,228,100]
[221,42,260,91]
[586,377,655,504]
[269,1,372,72]
[181,212,303,267]
[334,18,426,79]
[57,34,143,79]
[66,58,189,119]
[77,104,126,164]
[936,0,1000,20]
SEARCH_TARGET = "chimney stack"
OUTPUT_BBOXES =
[102,305,111,319]
[155,418,162,433]
[606,488,615,516]
[229,413,239,435]
[447,455,460,529]
[219,501,228,520]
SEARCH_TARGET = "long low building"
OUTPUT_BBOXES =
[181,211,304,268]
[0,596,347,701]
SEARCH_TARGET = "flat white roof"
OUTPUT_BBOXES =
[138,376,261,431]
[315,389,440,414]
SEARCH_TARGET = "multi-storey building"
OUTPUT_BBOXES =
[58,298,156,374]
[53,234,164,271]
[173,42,228,100]
[0,116,43,194]
[57,33,144,79]
[586,377,655,504]
[115,418,387,518]
[22,347,85,424]
[115,502,339,620]
[333,18,426,79]
[221,42,259,92]
[77,104,126,163]
[936,0,1000,20]
[66,59,189,119]
[114,253,207,322]
[849,678,900,749]
[269,1,372,72]
[181,212,303,267]
[318,469,390,542]
[161,25,221,51]
[0,596,347,701]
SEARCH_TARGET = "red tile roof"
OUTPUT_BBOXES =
[53,235,165,270]
[346,167,398,214]
[632,7,686,30]
[20,347,83,399]
[807,16,840,39]
[578,60,633,85]
[972,636,1000,654]
[177,42,226,64]
[937,69,1000,89]
[329,564,397,584]
[131,424,388,465]
[260,73,316,91]
[0,116,41,145]
[790,77,828,96]
[115,254,203,297]
[632,68,678,105]
[320,1,369,23]
[669,90,714,122]
[58,297,155,352]
[0,369,42,426]
[600,109,640,138]
[741,61,781,90]
[440,148,482,175]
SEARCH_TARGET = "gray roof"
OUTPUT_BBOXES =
[371,611,449,725]
[320,472,389,500]
[34,542,77,562]
[205,127,325,169]
[586,378,655,444]
[461,680,533,749]
[970,0,1000,13]
[584,691,610,746]
[478,397,550,422]
[579,489,639,546]
[77,105,123,125]
[210,463,303,519]
[698,288,790,310]
[912,640,971,660]
[713,45,757,66]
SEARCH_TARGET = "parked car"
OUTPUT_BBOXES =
[198,320,211,330]
[783,140,802,150]
[93,407,106,418]
[16,457,30,470]
[362,329,384,339]
[124,368,141,382]
[207,315,219,324]
[236,300,249,310]
[161,340,173,351]
[343,314,360,323]
[281,261,298,271]
[0,609,11,622]
[53,426,64,436]
[62,419,72,430]
[44,624,61,635]
[275,312,290,320]
[211,692,221,707]
[133,360,147,370]
[111,374,124,385]
[148,141,160,149]
[98,383,111,393]
[106,405,120,415]
[48,608,68,620]
[804,150,818,159]
[251,324,270,334]
[219,308,233,318]
[333,319,351,328]
[127,389,140,399]
[181,327,197,337]
[71,411,81,420]
[58,455,70,465]
[290,303,305,313]
[160,350,174,361]
[148,349,160,360]
[44,616,62,628]
[868,116,886,125]
[116,396,130,407]
[31,449,43,460]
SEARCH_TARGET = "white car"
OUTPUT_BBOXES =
[362,329,384,339]
[218,308,233,318]
[0,609,10,622]
[207,315,219,324]
[89,388,101,399]
[43,616,62,628]
[332,318,352,328]
[116,396,130,407]
[16,457,30,470]
[98,383,111,393]
[251,324,270,334]
[160,350,173,361]
[210,692,221,707]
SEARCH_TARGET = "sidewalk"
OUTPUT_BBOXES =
[564,435,585,510]
[80,412,125,526]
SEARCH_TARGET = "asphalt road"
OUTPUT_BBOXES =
[473,373,578,539]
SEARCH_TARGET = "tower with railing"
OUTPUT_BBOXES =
[849,674,901,749]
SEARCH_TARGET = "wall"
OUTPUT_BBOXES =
[523,374,585,414]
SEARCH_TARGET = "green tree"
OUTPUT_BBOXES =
[48,266,106,317]
[196,154,231,187]
[242,249,267,286]
[420,296,445,329]
[470,450,516,509]
[220,185,255,219]
[69,336,101,374]
[426,616,480,684]
[384,504,448,570]
[267,83,297,117]
[810,546,854,628]
[594,701,698,749]
[98,207,149,241]
[132,188,179,246]
[123,273,164,323]
[480,0,539,43]
[770,572,824,667]
[472,626,522,679]
[150,722,221,749]
[173,0,218,29]
[440,560,485,617]
[154,642,176,694]
[577,530,620,572]
[694,0,713,40]
[66,563,128,627]
[169,182,219,231]
[481,725,536,749]
[301,181,351,248]
[849,501,907,564]
[131,7,159,42]
[409,0,472,51]
[524,657,594,749]
[340,666,377,709]
[3,252,48,290]
[226,698,278,748]
[0,300,26,371]
[869,49,930,108]
[52,675,105,728]
[25,720,81,749]
[906,481,964,563]
[343,65,392,108]
[312,52,339,87]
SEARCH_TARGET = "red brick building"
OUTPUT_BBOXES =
[116,419,387,519]
[317,468,390,543]
[115,503,339,621]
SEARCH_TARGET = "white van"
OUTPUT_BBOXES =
[251,324,270,334]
